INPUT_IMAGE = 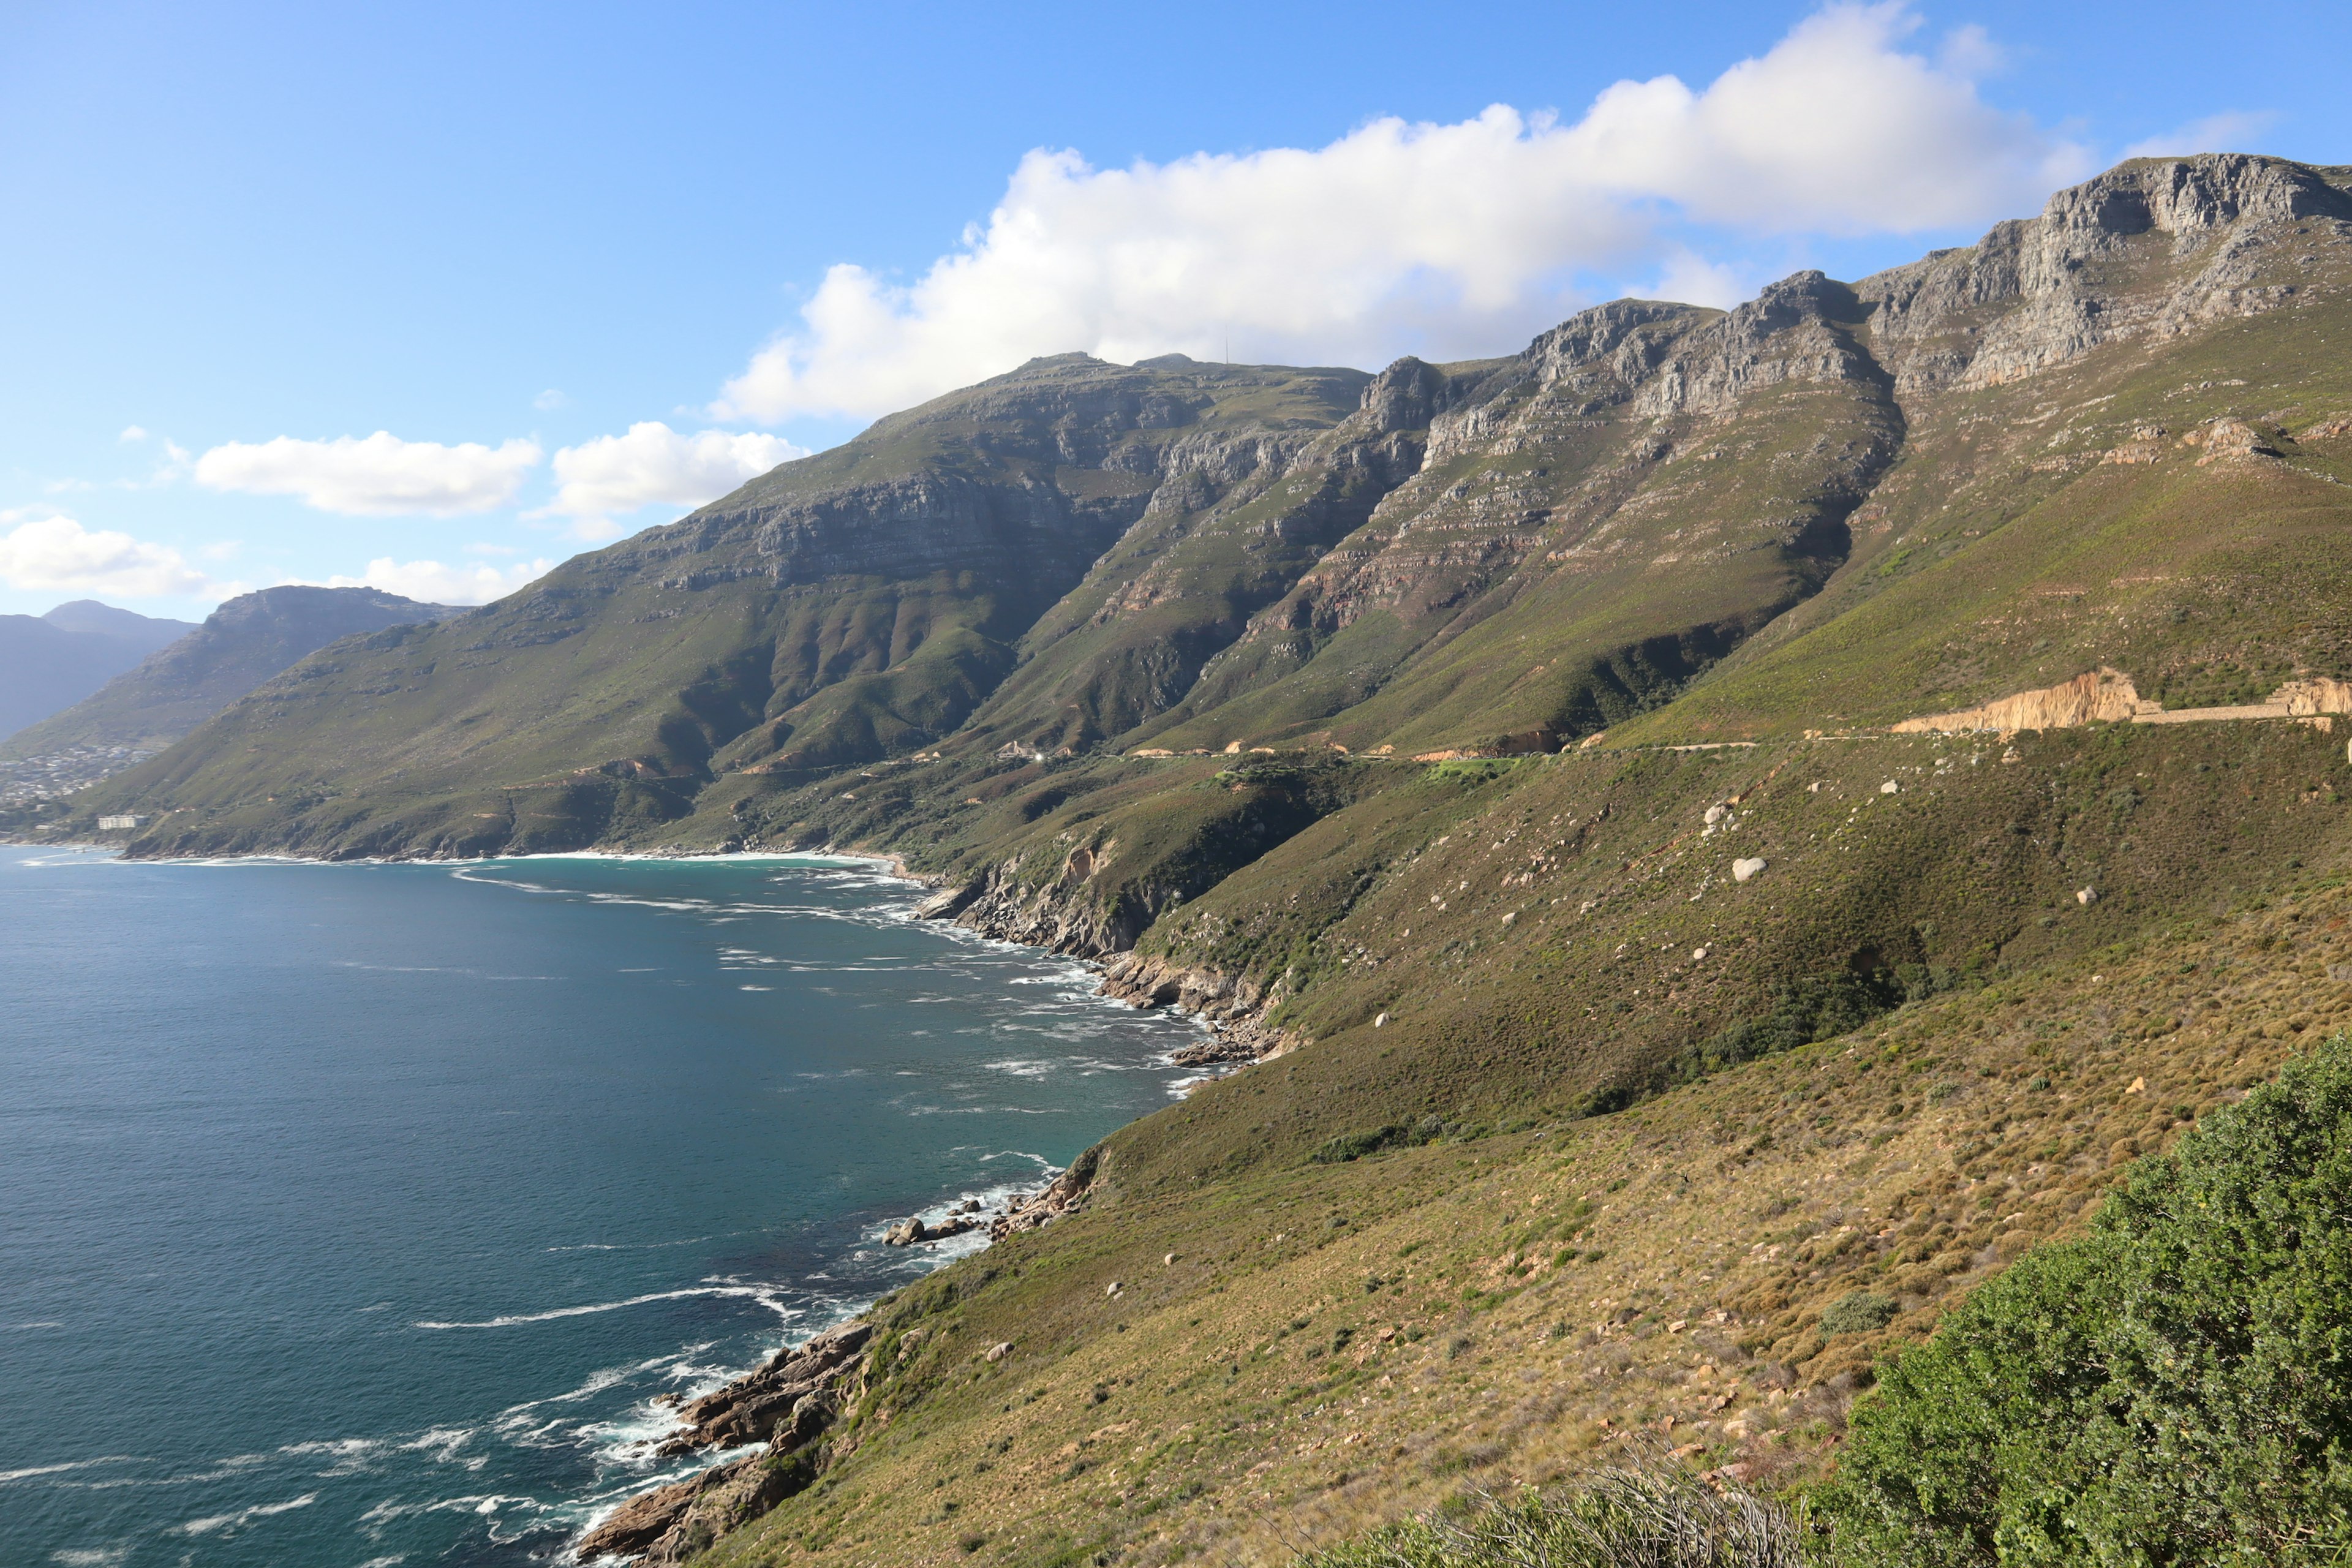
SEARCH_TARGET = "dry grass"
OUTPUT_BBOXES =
[698,876,2350,1567]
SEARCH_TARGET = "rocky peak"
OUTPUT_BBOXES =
[2049,154,2351,241]
[1355,356,1450,434]
[1859,154,2352,393]
[1635,271,1884,417]
[1524,298,1702,390]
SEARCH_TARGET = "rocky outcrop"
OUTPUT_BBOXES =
[1893,667,2158,733]
[989,1143,1106,1238]
[654,1322,871,1456]
[2180,417,2284,464]
[576,1322,873,1564]
[943,859,1153,956]
[883,1212,978,1246]
[1098,951,1300,1065]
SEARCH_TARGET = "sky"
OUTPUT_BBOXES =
[2,0,2346,621]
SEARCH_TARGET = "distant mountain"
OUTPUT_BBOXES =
[2,586,462,761]
[0,601,196,741]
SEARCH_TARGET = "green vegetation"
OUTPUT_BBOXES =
[1298,1447,1800,1568]
[1819,1033,2352,1564]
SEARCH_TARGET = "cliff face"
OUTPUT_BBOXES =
[1859,154,2352,393]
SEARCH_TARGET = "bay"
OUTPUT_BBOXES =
[0,847,1204,1567]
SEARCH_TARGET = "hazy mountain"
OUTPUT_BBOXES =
[2,586,461,761]
[0,601,196,741]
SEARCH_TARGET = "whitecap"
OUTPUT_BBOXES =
[0,1456,138,1485]
[176,1493,317,1534]
[412,1283,790,1330]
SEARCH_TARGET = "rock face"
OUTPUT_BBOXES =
[1856,154,2352,394]
[575,1322,875,1564]
[655,1321,871,1456]
[1894,667,2159,733]
[1896,671,2352,736]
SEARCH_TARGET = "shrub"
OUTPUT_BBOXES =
[1818,1033,2352,1564]
[1297,1444,1799,1567]
[1817,1291,1898,1336]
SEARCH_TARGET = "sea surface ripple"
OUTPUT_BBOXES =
[0,848,1205,1567]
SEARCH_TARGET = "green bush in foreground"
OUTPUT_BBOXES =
[1819,1033,2352,1564]
[1297,1447,1800,1568]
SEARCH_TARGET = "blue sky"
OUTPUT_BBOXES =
[3,0,2345,619]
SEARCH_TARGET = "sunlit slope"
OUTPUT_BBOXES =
[959,356,1494,756]
[687,721,2352,1568]
[1133,281,1901,756]
[1626,255,2352,742]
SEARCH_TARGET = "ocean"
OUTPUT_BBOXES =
[0,848,1206,1567]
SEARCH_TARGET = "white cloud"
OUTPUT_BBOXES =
[535,421,805,537]
[194,431,541,515]
[1642,249,1761,312]
[118,424,148,443]
[0,513,214,598]
[322,556,554,606]
[713,2,2088,423]
[2122,110,2278,161]
[533,388,568,411]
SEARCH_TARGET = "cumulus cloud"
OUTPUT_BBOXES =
[2122,110,2279,161]
[321,556,554,606]
[535,422,806,538]
[713,2,2089,423]
[194,431,541,515]
[0,513,214,598]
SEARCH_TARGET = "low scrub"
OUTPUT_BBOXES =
[1819,1032,2352,1563]
[1297,1446,1800,1567]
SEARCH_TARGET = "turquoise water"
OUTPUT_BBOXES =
[0,848,1204,1567]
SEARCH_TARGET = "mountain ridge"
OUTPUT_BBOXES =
[0,601,195,742]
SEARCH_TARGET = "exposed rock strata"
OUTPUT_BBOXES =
[1896,669,2352,735]
[1893,667,2158,733]
[654,1321,871,1456]
[918,865,1295,1070]
[575,1322,873,1564]
[1858,154,2352,394]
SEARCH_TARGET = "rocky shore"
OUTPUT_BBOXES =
[469,849,1287,1564]
[910,866,1300,1069]
[571,1151,1114,1563]
[575,1323,873,1565]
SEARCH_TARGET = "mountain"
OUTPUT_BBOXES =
[0,601,195,741]
[4,586,462,758]
[26,154,2352,1562]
